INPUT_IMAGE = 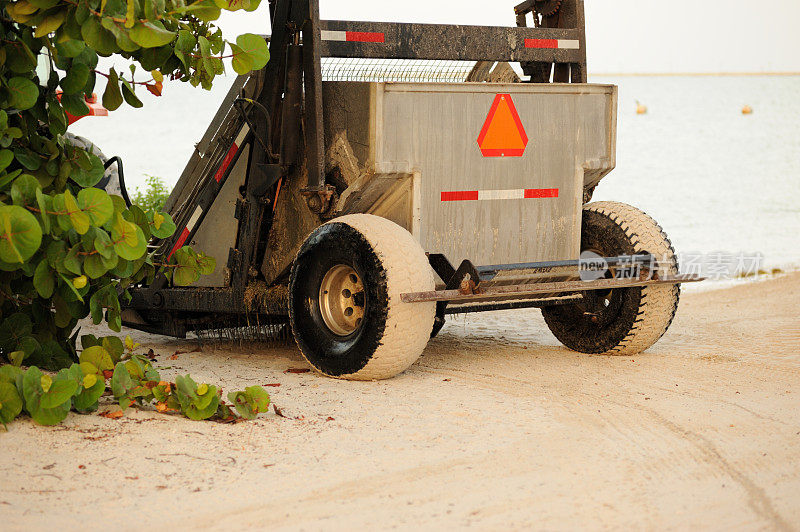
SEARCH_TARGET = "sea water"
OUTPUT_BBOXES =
[593,75,800,277]
[69,74,800,273]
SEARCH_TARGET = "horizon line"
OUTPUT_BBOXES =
[590,72,800,77]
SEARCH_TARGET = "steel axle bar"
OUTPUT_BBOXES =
[401,274,704,304]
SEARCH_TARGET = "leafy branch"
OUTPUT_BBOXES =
[1,0,269,369]
[0,337,272,428]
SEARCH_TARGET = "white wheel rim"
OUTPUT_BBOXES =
[318,265,366,336]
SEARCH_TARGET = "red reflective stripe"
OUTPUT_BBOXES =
[441,190,479,202]
[214,143,239,183]
[525,39,558,49]
[168,228,191,260]
[441,189,560,202]
[524,188,559,198]
[346,31,384,43]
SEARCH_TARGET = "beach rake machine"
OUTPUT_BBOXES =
[117,0,702,380]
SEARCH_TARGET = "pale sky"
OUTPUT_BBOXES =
[74,0,800,191]
[216,0,800,74]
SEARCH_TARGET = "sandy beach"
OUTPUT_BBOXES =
[2,273,798,530]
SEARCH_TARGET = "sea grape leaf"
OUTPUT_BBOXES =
[34,259,55,298]
[7,77,39,110]
[10,173,39,207]
[38,373,79,408]
[148,211,176,239]
[58,273,85,303]
[60,92,90,119]
[102,68,124,111]
[35,188,50,232]
[63,245,83,275]
[177,376,219,420]
[93,229,115,258]
[21,366,74,425]
[17,336,40,360]
[111,213,147,260]
[79,345,114,372]
[102,336,124,363]
[129,21,176,48]
[183,0,221,23]
[72,363,106,413]
[228,385,270,420]
[236,33,270,70]
[12,148,41,171]
[0,170,23,191]
[81,15,118,55]
[0,205,43,263]
[229,43,252,75]
[183,395,219,420]
[8,350,25,366]
[124,204,150,239]
[5,41,37,73]
[0,313,33,351]
[0,365,23,385]
[59,62,90,94]
[84,254,109,278]
[174,374,198,406]
[197,253,215,276]
[30,399,71,425]
[172,247,200,286]
[54,38,85,58]
[0,382,23,427]
[124,0,136,27]
[242,0,261,12]
[69,150,105,187]
[110,362,134,408]
[193,383,217,410]
[173,29,195,69]
[77,188,113,227]
[121,80,143,108]
[0,150,13,173]
[79,361,99,376]
[28,0,61,9]
[89,284,118,324]
[33,8,67,37]
[64,190,90,234]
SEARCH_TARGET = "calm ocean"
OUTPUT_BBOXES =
[70,74,800,275]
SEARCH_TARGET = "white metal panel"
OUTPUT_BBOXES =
[377,83,615,266]
[323,82,617,267]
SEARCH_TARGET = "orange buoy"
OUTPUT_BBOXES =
[742,105,753,115]
[636,100,648,115]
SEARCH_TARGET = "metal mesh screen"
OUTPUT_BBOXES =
[322,58,477,83]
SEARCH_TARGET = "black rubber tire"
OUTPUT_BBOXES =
[289,215,435,380]
[542,202,681,355]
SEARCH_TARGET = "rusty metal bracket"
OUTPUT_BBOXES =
[427,257,482,337]
[451,260,482,295]
[301,184,337,215]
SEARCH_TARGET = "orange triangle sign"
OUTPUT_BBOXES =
[477,94,529,157]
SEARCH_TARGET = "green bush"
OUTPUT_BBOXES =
[0,0,270,368]
[131,174,170,212]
